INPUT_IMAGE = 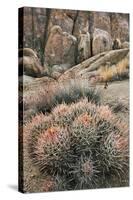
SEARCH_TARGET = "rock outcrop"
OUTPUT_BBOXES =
[48,9,75,34]
[77,32,91,63]
[92,28,112,55]
[121,41,129,49]
[73,11,89,37]
[93,12,111,34]
[22,7,129,74]
[58,48,129,81]
[111,13,129,42]
[23,7,47,63]
[44,25,77,68]
[19,48,44,77]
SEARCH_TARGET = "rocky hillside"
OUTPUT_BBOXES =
[19,7,129,75]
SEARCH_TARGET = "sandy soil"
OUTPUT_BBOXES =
[97,80,129,103]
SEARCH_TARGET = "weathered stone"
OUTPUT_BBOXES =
[23,7,33,48]
[59,48,129,81]
[92,28,112,55]
[111,13,129,42]
[93,12,111,33]
[112,38,122,50]
[44,25,77,68]
[19,48,44,77]
[22,8,129,71]
[77,32,91,63]
[73,11,89,37]
[121,41,129,49]
[19,75,35,85]
[48,9,74,34]
[52,64,72,73]
[23,7,47,63]
[65,9,78,20]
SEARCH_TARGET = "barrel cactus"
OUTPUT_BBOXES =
[24,98,129,191]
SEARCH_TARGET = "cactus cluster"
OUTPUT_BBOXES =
[24,98,129,191]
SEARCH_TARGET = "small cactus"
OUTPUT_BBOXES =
[24,98,129,191]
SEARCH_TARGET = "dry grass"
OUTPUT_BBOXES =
[116,56,129,75]
[23,79,101,120]
[98,56,129,82]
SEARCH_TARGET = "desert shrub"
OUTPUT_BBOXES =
[98,56,129,82]
[24,98,129,191]
[24,79,101,115]
[53,82,100,106]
